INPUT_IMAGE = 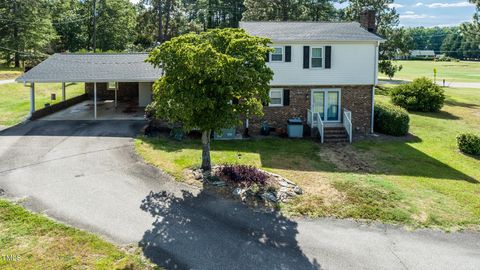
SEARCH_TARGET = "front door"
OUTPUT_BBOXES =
[311,89,341,122]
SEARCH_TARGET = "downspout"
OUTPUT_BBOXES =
[371,41,379,133]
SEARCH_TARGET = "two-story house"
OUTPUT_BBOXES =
[240,13,384,142]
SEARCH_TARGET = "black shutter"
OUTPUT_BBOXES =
[303,46,310,69]
[285,46,291,62]
[283,89,290,106]
[265,52,269,62]
[325,46,331,69]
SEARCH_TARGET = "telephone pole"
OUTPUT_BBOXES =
[93,0,97,53]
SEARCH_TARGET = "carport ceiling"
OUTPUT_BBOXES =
[16,53,163,83]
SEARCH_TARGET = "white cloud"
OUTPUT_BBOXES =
[426,2,475,8]
[414,2,424,7]
[400,14,436,19]
[405,11,415,14]
[388,3,404,8]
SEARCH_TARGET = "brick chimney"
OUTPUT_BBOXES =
[359,8,376,33]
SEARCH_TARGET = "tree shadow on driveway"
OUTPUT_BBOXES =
[139,189,321,270]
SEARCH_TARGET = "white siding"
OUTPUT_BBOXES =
[268,42,378,86]
[138,82,153,107]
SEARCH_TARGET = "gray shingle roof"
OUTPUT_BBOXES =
[240,21,384,42]
[16,53,163,83]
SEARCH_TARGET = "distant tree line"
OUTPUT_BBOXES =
[1,0,478,74]
[406,27,480,60]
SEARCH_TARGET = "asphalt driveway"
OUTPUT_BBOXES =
[0,120,479,270]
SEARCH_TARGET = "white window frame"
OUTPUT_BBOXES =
[269,88,284,107]
[310,46,324,69]
[108,82,117,91]
[270,46,284,62]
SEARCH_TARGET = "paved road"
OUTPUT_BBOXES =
[379,79,480,88]
[0,120,479,270]
[0,79,15,84]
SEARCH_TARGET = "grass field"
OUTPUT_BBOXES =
[0,200,158,269]
[0,66,22,80]
[136,86,480,230]
[380,60,480,82]
[0,82,85,126]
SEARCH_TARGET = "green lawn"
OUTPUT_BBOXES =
[380,60,480,82]
[0,66,22,80]
[0,82,85,126]
[0,200,158,269]
[136,87,480,230]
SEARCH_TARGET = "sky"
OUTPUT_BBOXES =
[130,0,477,28]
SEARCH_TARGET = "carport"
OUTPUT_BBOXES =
[15,53,163,120]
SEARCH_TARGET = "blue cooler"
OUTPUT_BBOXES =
[287,118,303,138]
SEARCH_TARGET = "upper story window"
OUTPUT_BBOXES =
[108,82,117,90]
[271,47,284,62]
[269,88,283,107]
[311,47,323,68]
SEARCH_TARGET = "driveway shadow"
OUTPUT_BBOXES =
[139,189,321,270]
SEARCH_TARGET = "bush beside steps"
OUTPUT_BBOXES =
[374,102,410,136]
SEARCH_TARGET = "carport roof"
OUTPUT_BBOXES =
[16,53,163,83]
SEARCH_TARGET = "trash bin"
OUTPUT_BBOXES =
[287,118,303,138]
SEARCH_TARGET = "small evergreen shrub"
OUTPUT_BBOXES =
[390,77,445,112]
[219,165,269,187]
[457,133,480,156]
[374,102,410,136]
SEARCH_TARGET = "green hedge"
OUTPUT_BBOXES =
[390,77,445,112]
[374,102,410,136]
[457,133,480,156]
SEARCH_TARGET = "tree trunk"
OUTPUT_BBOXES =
[13,0,20,68]
[157,0,164,43]
[201,130,212,171]
[164,0,172,41]
[281,0,289,21]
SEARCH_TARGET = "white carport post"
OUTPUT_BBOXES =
[62,82,66,101]
[94,82,97,119]
[29,82,35,118]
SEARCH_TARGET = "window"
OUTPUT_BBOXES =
[311,47,323,68]
[108,82,117,90]
[271,47,284,62]
[269,89,283,107]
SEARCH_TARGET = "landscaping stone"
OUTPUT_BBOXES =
[293,186,303,195]
[211,180,226,187]
[189,164,303,207]
[232,188,244,197]
[262,192,278,203]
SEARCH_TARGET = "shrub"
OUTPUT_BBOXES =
[219,165,269,187]
[390,77,445,112]
[374,102,410,136]
[457,133,480,156]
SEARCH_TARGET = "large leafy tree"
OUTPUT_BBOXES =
[461,0,480,51]
[50,0,90,52]
[0,0,56,67]
[146,28,273,170]
[91,0,137,51]
[343,0,412,78]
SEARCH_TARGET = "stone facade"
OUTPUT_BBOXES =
[248,85,373,136]
[85,82,139,101]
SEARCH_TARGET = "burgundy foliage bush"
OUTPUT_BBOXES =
[219,165,269,187]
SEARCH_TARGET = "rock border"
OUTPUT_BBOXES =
[188,165,303,206]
